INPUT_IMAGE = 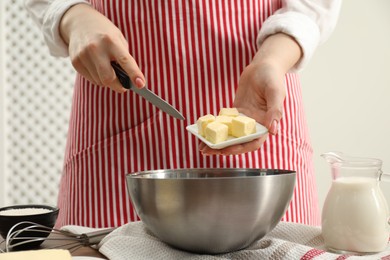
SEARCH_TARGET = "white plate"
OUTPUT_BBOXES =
[186,120,268,150]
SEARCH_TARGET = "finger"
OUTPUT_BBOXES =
[200,147,222,156]
[199,142,221,156]
[71,56,99,85]
[265,87,285,135]
[265,106,282,135]
[221,135,267,155]
[112,48,145,89]
[108,77,127,93]
[78,59,125,93]
[93,54,127,93]
[77,51,103,85]
[202,134,268,156]
[198,142,207,151]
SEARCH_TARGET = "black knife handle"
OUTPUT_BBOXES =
[111,61,132,89]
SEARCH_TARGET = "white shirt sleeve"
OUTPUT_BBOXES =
[257,0,342,71]
[24,0,90,57]
[25,0,341,65]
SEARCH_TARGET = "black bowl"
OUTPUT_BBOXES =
[0,204,59,250]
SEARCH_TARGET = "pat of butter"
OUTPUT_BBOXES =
[205,122,228,144]
[231,116,256,137]
[197,114,215,136]
[0,249,71,260]
[215,116,233,135]
[218,107,239,117]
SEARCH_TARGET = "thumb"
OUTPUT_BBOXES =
[265,96,284,135]
[265,111,282,135]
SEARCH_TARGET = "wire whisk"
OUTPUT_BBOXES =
[0,221,115,253]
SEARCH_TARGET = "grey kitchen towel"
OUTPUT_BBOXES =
[94,221,390,260]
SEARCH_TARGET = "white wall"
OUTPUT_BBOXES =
[0,0,5,206]
[0,0,74,207]
[301,0,390,211]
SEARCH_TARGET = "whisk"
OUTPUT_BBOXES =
[0,221,115,253]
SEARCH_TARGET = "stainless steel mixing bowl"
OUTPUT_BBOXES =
[126,168,296,254]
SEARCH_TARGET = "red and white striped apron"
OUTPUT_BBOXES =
[57,0,320,228]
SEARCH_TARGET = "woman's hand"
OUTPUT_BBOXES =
[60,4,145,92]
[234,59,286,135]
[199,61,281,156]
[200,33,302,156]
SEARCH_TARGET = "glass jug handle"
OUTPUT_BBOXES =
[379,171,390,182]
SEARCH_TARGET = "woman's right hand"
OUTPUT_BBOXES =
[59,4,145,92]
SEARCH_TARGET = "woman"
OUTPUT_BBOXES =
[25,0,341,228]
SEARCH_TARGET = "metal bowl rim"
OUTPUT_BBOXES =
[126,168,296,179]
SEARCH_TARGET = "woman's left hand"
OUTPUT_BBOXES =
[199,59,284,155]
[199,33,302,156]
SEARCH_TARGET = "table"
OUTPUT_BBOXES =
[42,236,107,258]
[0,233,107,259]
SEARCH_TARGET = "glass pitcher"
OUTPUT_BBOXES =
[321,151,390,254]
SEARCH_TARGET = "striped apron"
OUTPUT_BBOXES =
[57,0,320,228]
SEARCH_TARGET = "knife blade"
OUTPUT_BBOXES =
[111,62,185,120]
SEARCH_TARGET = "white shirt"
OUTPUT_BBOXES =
[24,0,341,70]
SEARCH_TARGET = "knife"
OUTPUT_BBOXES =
[111,62,185,120]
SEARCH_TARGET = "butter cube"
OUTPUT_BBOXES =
[216,115,233,135]
[205,122,228,144]
[218,107,239,117]
[231,116,256,137]
[0,249,72,260]
[197,114,215,136]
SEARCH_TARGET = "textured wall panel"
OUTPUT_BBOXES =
[2,0,75,206]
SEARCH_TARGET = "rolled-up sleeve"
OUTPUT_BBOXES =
[257,0,342,71]
[24,0,89,57]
